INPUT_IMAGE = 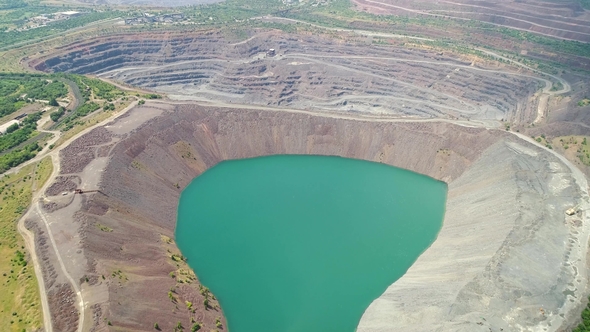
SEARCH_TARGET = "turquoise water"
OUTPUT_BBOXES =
[176,155,447,331]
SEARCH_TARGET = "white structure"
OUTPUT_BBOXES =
[0,120,20,135]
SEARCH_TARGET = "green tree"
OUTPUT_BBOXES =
[49,98,59,107]
[5,123,19,134]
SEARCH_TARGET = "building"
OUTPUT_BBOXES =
[0,120,20,135]
[54,11,82,20]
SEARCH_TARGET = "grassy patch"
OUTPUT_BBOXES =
[578,98,590,107]
[34,156,53,190]
[0,163,42,332]
[97,224,113,232]
[554,136,590,166]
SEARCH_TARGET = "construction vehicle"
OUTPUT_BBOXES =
[74,189,101,194]
[565,205,579,216]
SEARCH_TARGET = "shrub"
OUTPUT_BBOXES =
[5,123,19,134]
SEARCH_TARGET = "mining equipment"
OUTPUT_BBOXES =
[74,189,101,194]
[566,205,579,216]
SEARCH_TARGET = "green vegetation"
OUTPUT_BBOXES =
[0,71,124,172]
[61,102,99,127]
[0,0,27,10]
[215,317,222,329]
[110,269,128,282]
[0,142,41,173]
[69,76,124,101]
[0,74,67,118]
[579,139,590,166]
[0,111,45,175]
[579,98,590,107]
[0,11,123,50]
[5,122,19,134]
[555,136,590,167]
[50,107,65,122]
[97,224,113,232]
[573,296,590,331]
[0,112,41,153]
[551,81,564,92]
[34,156,53,189]
[54,74,124,131]
[0,162,45,332]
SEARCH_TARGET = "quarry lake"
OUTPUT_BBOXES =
[176,155,447,331]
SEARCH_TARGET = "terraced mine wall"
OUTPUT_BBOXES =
[32,31,542,123]
[27,101,590,331]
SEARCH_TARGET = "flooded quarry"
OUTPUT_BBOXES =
[176,155,446,331]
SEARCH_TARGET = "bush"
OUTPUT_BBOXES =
[49,98,59,107]
[5,123,19,134]
[0,142,42,173]
[50,108,65,122]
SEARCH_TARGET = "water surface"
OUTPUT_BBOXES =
[176,155,446,331]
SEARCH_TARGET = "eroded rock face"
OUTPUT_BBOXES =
[37,102,589,331]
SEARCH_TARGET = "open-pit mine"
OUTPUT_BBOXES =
[7,4,590,332]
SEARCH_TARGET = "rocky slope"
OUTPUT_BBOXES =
[32,30,542,123]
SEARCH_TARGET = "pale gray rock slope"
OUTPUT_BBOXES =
[358,139,588,331]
